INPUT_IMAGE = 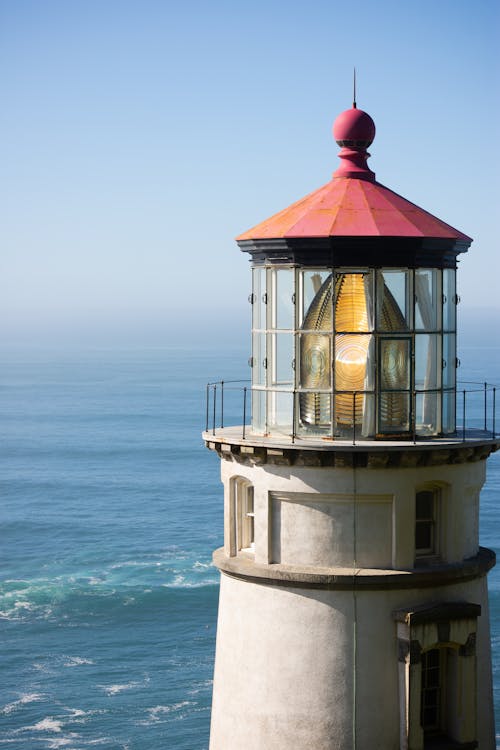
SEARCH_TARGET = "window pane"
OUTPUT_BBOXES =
[443,269,456,331]
[252,333,266,386]
[442,334,456,388]
[301,271,331,328]
[335,273,371,332]
[442,390,456,434]
[377,270,411,330]
[300,333,331,389]
[415,269,440,331]
[379,393,410,433]
[415,522,432,551]
[298,392,331,432]
[379,338,411,390]
[415,334,440,390]
[335,334,375,402]
[271,333,294,385]
[416,391,439,435]
[416,491,434,519]
[251,389,266,433]
[268,390,293,433]
[272,269,294,330]
[252,267,267,330]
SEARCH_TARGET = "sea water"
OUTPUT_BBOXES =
[1,345,499,749]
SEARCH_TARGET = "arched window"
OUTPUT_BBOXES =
[231,477,255,553]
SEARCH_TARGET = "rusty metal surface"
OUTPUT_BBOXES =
[236,176,472,242]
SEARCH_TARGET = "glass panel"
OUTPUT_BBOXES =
[267,390,293,434]
[251,389,266,433]
[443,269,456,331]
[272,269,295,330]
[415,334,440,390]
[442,390,456,434]
[252,333,266,386]
[301,270,331,328]
[415,269,440,331]
[360,393,376,438]
[442,333,456,388]
[416,490,434,520]
[252,267,267,330]
[335,334,373,425]
[298,392,331,433]
[271,333,294,386]
[379,392,410,433]
[416,392,439,435]
[299,333,331,389]
[335,273,370,332]
[377,270,411,330]
[379,338,411,390]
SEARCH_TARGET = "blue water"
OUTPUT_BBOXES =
[1,345,499,748]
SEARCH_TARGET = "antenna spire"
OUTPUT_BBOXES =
[353,67,357,109]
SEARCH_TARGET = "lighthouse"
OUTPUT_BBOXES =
[203,101,498,749]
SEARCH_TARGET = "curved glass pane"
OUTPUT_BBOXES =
[252,267,267,330]
[271,333,294,386]
[272,269,294,330]
[442,333,456,388]
[300,271,331,328]
[335,273,371,332]
[415,334,440,390]
[377,270,411,330]
[252,333,266,386]
[443,269,456,331]
[416,392,440,435]
[415,269,440,331]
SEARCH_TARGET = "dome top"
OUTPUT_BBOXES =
[236,101,472,251]
[333,106,376,148]
[332,105,376,181]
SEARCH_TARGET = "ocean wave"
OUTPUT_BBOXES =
[135,701,197,726]
[100,677,149,696]
[1,693,46,715]
[0,566,219,622]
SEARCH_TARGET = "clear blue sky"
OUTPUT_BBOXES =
[1,0,499,347]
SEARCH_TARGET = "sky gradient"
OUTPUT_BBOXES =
[1,0,499,347]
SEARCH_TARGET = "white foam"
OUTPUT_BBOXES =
[1,692,45,715]
[146,701,194,721]
[63,656,94,667]
[101,681,142,696]
[31,717,63,732]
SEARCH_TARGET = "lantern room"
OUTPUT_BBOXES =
[237,105,471,440]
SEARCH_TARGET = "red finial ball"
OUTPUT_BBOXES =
[333,107,376,148]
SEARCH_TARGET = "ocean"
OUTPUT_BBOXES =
[1,344,499,749]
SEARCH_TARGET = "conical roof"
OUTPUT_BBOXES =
[237,106,471,246]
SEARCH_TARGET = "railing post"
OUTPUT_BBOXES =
[205,384,210,432]
[292,391,296,444]
[352,392,356,446]
[484,381,487,432]
[221,380,224,429]
[462,389,466,442]
[493,387,496,438]
[212,384,217,436]
[242,387,247,440]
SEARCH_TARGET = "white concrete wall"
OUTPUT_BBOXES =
[210,573,494,750]
[220,459,487,569]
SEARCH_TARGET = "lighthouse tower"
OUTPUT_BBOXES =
[204,102,498,749]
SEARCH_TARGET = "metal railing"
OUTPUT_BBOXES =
[205,380,498,445]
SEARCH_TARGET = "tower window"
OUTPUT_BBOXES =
[415,489,439,559]
[421,648,443,734]
[234,479,255,552]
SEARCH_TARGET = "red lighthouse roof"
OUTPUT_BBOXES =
[237,106,471,245]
